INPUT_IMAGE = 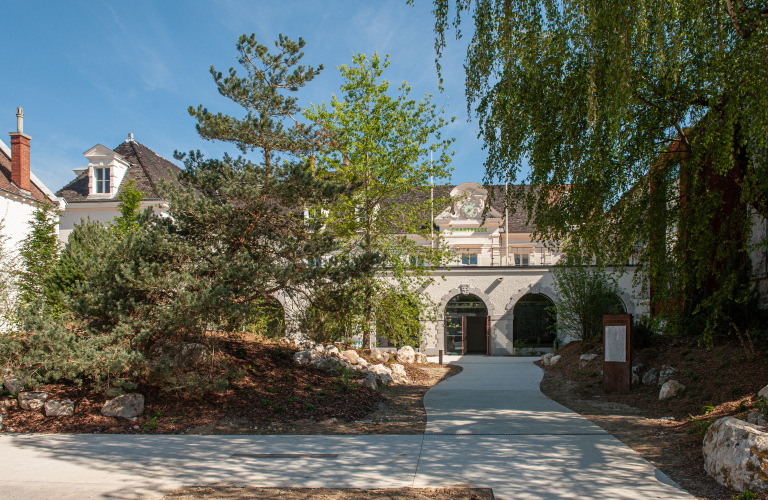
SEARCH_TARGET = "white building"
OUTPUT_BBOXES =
[388,182,642,355]
[56,133,179,241]
[0,108,64,257]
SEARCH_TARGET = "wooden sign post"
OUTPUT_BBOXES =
[603,314,632,392]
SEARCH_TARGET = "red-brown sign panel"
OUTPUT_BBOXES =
[603,314,632,392]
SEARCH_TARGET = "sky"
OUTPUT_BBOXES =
[0,0,488,193]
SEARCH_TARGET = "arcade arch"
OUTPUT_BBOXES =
[444,293,489,354]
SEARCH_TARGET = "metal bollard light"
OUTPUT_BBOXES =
[439,349,443,366]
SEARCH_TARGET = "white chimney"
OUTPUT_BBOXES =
[128,132,134,142]
[16,107,23,134]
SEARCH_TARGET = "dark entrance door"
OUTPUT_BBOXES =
[445,294,489,355]
[465,316,487,353]
[513,293,555,346]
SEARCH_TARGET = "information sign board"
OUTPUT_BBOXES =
[603,314,632,392]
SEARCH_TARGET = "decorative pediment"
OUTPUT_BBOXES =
[437,182,503,220]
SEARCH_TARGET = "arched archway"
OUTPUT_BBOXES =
[607,294,627,314]
[444,293,489,354]
[513,293,556,347]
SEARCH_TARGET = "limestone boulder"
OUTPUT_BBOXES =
[1,399,16,411]
[659,380,685,400]
[293,350,312,365]
[658,365,677,386]
[341,350,360,365]
[541,353,554,366]
[3,377,24,395]
[101,394,144,418]
[18,391,49,411]
[310,357,341,372]
[358,359,370,370]
[631,364,644,386]
[370,363,393,386]
[396,346,416,364]
[550,355,562,365]
[378,372,393,386]
[579,353,598,369]
[642,367,660,386]
[325,345,340,356]
[390,364,410,385]
[44,399,74,417]
[758,384,768,399]
[361,372,378,391]
[748,412,760,425]
[703,416,768,492]
[415,353,428,364]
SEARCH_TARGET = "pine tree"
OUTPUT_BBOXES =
[0,217,20,332]
[18,204,60,310]
[111,179,144,236]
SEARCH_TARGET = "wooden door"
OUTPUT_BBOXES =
[462,316,466,355]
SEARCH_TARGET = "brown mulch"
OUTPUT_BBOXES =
[0,336,459,436]
[162,487,494,500]
[537,335,768,500]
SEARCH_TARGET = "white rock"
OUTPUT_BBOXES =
[658,365,676,386]
[358,359,370,369]
[1,399,16,410]
[631,364,644,386]
[579,353,598,369]
[390,364,410,385]
[341,350,360,365]
[325,346,340,356]
[361,373,377,391]
[642,367,660,386]
[101,394,144,418]
[748,412,760,425]
[703,416,768,492]
[44,399,74,417]
[396,346,416,364]
[310,357,341,372]
[18,391,48,411]
[3,377,24,395]
[758,385,768,399]
[541,353,554,366]
[759,416,767,426]
[659,380,685,400]
[377,373,393,386]
[369,364,393,376]
[550,355,562,365]
[293,350,312,365]
[414,353,428,364]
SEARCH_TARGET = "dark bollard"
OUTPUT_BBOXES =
[439,349,443,366]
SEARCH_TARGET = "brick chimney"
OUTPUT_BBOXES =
[9,107,31,193]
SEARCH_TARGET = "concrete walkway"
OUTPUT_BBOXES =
[0,356,693,499]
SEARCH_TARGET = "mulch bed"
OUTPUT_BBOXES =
[538,335,768,500]
[0,336,400,435]
[163,487,495,500]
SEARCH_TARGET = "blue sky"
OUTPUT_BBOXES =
[1,0,488,193]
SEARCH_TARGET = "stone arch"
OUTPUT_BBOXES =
[616,292,635,314]
[504,283,557,314]
[438,285,496,317]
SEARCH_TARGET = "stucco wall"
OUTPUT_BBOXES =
[419,266,644,355]
[0,194,38,256]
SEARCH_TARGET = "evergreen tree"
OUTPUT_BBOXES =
[304,52,455,348]
[160,33,359,329]
[110,179,144,236]
[18,204,60,310]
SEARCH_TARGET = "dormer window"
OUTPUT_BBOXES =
[95,167,111,194]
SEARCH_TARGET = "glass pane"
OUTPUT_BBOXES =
[523,255,529,266]
[96,168,103,181]
[470,254,477,265]
[462,254,469,265]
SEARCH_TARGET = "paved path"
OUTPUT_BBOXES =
[0,356,693,499]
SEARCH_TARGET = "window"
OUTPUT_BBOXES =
[409,256,425,267]
[95,167,110,194]
[514,254,530,266]
[461,253,477,265]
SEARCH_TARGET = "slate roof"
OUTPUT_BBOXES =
[56,139,183,203]
[0,144,55,205]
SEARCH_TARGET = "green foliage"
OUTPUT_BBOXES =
[735,490,756,500]
[303,52,455,348]
[550,254,626,341]
[110,179,144,236]
[687,417,716,437]
[632,316,659,348]
[17,204,60,311]
[424,0,768,342]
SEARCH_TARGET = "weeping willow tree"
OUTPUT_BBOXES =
[422,0,768,339]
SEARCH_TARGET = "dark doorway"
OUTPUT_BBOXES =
[513,293,555,347]
[445,294,489,354]
[465,316,488,353]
